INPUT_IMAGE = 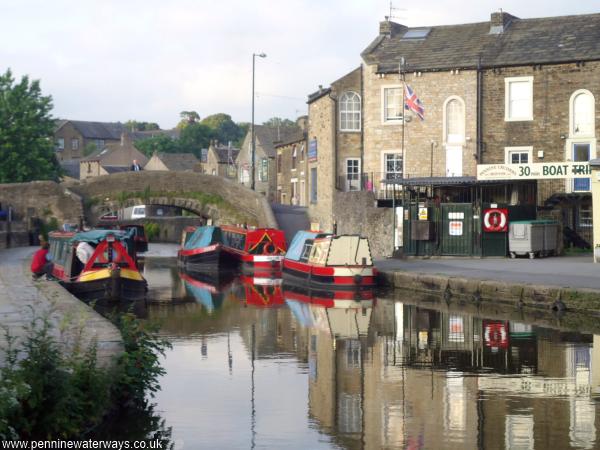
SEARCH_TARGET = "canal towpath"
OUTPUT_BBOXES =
[376,254,600,314]
[0,246,122,367]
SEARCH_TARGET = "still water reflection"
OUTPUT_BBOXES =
[141,258,600,450]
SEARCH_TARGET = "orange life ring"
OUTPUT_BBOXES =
[483,208,508,232]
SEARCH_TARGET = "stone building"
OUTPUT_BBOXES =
[144,152,200,172]
[306,68,364,231]
[54,120,125,161]
[203,142,240,180]
[275,129,308,206]
[79,133,148,180]
[238,124,302,201]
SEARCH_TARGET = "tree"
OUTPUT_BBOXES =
[262,117,296,128]
[134,134,179,157]
[124,120,160,131]
[178,122,212,158]
[0,69,61,183]
[178,111,200,128]
[201,113,243,146]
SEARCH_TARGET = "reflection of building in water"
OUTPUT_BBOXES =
[304,299,600,450]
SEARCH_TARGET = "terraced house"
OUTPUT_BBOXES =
[307,10,600,257]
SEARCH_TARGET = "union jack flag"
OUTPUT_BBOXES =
[404,84,425,120]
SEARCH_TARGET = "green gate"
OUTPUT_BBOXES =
[440,203,473,256]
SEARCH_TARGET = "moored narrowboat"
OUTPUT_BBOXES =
[177,226,234,273]
[221,225,287,272]
[283,231,376,289]
[119,224,148,253]
[48,229,147,302]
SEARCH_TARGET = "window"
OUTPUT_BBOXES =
[383,87,403,122]
[71,138,79,150]
[340,91,361,131]
[277,154,282,173]
[310,168,318,203]
[292,146,297,170]
[300,144,305,161]
[579,207,592,228]
[505,146,532,164]
[345,158,360,191]
[383,153,403,180]
[571,90,595,137]
[445,98,464,144]
[258,158,268,181]
[95,139,105,149]
[56,138,65,151]
[573,143,591,191]
[227,164,236,178]
[505,77,533,121]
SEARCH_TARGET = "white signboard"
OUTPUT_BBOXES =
[477,162,591,181]
[449,221,463,236]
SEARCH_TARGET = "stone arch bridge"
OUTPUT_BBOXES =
[0,171,276,229]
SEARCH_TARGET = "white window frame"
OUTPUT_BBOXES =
[345,158,361,191]
[71,138,79,150]
[504,146,533,165]
[570,89,595,138]
[56,138,65,151]
[381,85,404,124]
[381,151,403,181]
[504,76,533,122]
[339,91,361,132]
[442,96,466,145]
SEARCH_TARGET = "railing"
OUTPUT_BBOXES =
[336,172,404,200]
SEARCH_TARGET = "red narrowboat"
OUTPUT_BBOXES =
[283,231,376,289]
[48,229,147,302]
[220,225,287,272]
[177,226,235,273]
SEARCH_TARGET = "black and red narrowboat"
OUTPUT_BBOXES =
[283,231,376,289]
[119,224,148,253]
[220,225,287,273]
[177,226,235,273]
[48,229,147,302]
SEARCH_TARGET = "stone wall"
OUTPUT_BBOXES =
[363,63,478,183]
[107,217,204,243]
[332,191,394,258]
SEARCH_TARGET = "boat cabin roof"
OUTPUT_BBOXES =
[184,226,222,250]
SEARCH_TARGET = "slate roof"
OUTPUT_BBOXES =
[254,125,303,157]
[307,87,332,104]
[129,129,181,141]
[211,146,240,163]
[62,120,126,140]
[274,130,307,148]
[362,12,600,73]
[83,142,148,166]
[152,152,199,171]
[103,166,131,174]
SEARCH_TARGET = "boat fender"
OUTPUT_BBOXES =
[354,274,363,285]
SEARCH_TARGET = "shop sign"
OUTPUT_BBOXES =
[477,162,591,181]
[308,139,318,162]
[449,221,463,236]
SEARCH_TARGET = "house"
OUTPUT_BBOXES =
[307,68,363,231]
[79,133,148,180]
[275,128,308,206]
[144,152,200,172]
[203,141,240,179]
[237,123,303,201]
[54,120,125,161]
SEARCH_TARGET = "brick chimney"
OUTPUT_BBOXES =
[490,11,518,34]
[379,19,407,38]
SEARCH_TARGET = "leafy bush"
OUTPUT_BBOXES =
[144,222,160,241]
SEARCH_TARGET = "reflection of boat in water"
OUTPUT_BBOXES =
[284,285,374,337]
[236,275,284,308]
[49,229,147,302]
[179,270,236,312]
[283,231,376,290]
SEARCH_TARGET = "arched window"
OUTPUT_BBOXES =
[445,97,465,144]
[339,91,361,131]
[571,90,595,137]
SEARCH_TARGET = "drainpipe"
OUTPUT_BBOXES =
[329,90,338,191]
[476,56,483,164]
[360,65,365,191]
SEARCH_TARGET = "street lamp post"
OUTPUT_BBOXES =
[251,52,267,190]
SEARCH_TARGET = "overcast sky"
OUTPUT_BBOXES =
[0,1,597,129]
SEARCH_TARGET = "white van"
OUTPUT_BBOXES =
[131,205,146,219]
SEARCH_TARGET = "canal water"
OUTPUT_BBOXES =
[138,257,600,449]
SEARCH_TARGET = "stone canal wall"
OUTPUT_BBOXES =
[0,247,123,367]
[379,269,600,316]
